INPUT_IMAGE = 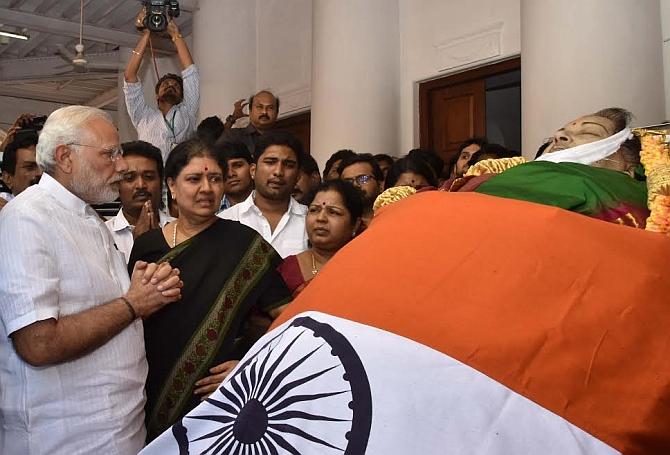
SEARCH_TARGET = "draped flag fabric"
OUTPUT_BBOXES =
[142,191,670,454]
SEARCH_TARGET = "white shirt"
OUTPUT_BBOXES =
[0,191,14,202]
[0,173,147,455]
[123,64,200,162]
[218,191,308,258]
[105,208,173,263]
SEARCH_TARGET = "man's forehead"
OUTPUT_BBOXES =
[341,162,372,177]
[83,117,119,142]
[16,145,37,156]
[259,145,297,160]
[254,92,276,105]
[124,155,159,172]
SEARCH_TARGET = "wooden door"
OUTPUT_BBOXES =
[419,58,520,164]
[427,79,485,163]
[274,111,311,155]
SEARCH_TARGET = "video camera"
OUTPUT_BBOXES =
[142,0,180,33]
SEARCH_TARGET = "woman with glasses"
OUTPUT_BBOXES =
[127,138,291,441]
[278,179,363,297]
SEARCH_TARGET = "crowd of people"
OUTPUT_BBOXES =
[0,18,660,455]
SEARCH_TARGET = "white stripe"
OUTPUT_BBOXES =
[143,312,617,454]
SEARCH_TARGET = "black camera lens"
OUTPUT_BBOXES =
[149,14,167,32]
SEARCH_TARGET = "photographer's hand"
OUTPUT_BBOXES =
[134,6,147,32]
[168,20,194,70]
[166,20,180,40]
[0,114,36,152]
[124,29,150,83]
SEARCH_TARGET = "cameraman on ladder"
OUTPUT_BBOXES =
[124,7,199,164]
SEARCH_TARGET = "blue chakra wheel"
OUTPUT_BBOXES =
[173,315,373,454]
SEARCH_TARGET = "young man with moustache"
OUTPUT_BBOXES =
[216,141,254,210]
[105,141,173,263]
[218,130,308,258]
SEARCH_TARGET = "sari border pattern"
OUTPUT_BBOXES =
[147,236,276,437]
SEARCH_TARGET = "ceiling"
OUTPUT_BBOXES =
[0,0,196,112]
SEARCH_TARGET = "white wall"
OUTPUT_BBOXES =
[521,0,665,156]
[398,0,521,154]
[310,0,400,168]
[193,0,312,123]
[661,0,670,121]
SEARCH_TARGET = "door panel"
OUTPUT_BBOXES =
[427,79,485,163]
[274,112,311,155]
[419,58,521,165]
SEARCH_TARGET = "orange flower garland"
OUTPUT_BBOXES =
[637,132,670,234]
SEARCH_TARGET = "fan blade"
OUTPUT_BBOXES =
[86,62,121,71]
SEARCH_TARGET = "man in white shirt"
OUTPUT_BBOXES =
[218,131,308,258]
[124,21,199,162]
[0,106,183,454]
[106,140,173,263]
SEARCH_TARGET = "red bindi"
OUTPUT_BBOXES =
[204,166,209,172]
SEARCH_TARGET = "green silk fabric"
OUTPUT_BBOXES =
[475,161,648,224]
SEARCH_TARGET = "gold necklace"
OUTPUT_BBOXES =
[311,251,324,276]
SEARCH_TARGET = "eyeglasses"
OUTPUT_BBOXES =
[343,174,375,186]
[69,143,123,162]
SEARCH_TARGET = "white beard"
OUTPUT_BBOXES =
[70,163,120,204]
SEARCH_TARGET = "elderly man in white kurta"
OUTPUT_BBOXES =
[0,106,182,454]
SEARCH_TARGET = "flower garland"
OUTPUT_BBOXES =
[636,131,670,235]
[373,185,416,214]
[464,156,527,177]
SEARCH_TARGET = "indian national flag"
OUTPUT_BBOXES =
[142,192,670,454]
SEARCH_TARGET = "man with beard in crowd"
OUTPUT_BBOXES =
[105,141,173,263]
[338,153,384,230]
[0,106,182,454]
[218,131,307,258]
[124,20,199,162]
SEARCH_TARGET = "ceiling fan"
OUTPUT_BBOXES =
[54,0,120,73]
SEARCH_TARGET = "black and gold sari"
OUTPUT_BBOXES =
[128,219,291,441]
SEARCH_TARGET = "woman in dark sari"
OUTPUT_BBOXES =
[128,138,291,441]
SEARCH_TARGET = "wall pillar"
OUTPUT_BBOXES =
[310,0,400,170]
[521,0,665,157]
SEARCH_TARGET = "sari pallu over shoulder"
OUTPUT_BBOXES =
[128,219,291,441]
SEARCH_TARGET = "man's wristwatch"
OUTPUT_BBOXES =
[226,115,237,125]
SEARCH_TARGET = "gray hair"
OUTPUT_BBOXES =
[36,106,113,174]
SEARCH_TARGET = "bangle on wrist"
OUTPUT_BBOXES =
[171,34,183,43]
[120,296,138,321]
[131,49,141,56]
